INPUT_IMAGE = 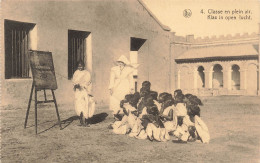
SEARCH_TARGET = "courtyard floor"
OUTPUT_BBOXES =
[1,96,260,163]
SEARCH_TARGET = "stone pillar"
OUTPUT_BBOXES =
[177,70,181,89]
[240,69,247,91]
[223,69,232,90]
[204,71,213,89]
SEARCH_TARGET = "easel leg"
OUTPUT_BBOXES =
[24,83,34,129]
[44,89,47,101]
[51,90,62,129]
[35,89,38,135]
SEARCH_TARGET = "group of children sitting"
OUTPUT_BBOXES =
[109,81,210,143]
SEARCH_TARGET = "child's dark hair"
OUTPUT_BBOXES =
[190,95,203,106]
[124,94,134,102]
[77,60,85,67]
[129,92,141,107]
[184,93,193,100]
[174,89,183,96]
[158,92,169,103]
[187,105,201,117]
[142,81,151,89]
[175,93,184,104]
[165,93,174,106]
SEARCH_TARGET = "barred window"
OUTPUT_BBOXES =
[68,30,90,79]
[5,20,35,79]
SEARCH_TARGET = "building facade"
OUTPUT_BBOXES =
[171,29,260,96]
[2,1,260,108]
[1,0,173,106]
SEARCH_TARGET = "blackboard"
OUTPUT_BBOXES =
[30,50,58,90]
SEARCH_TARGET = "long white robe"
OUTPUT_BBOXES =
[109,66,134,114]
[174,103,187,116]
[173,115,194,141]
[145,106,174,142]
[73,70,95,119]
[112,103,137,135]
[146,123,170,142]
[162,106,177,132]
[194,115,210,143]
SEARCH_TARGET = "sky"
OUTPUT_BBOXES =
[142,0,260,37]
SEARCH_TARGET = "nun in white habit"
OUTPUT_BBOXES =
[109,55,135,116]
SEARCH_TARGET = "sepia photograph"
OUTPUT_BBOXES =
[1,0,260,162]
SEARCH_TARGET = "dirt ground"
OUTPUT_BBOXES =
[1,96,260,163]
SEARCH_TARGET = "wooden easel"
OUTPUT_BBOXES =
[24,83,62,134]
[24,50,62,134]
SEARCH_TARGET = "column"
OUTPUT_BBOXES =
[223,69,231,90]
[240,69,247,91]
[204,70,213,89]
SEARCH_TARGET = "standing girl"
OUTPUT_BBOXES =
[73,61,95,127]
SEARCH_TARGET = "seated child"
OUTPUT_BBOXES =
[173,94,209,143]
[185,107,210,143]
[134,96,158,140]
[114,94,133,121]
[172,92,191,143]
[141,96,170,142]
[112,93,140,135]
[184,94,209,143]
[184,94,202,139]
[137,88,150,117]
[141,96,162,129]
[158,93,176,133]
[184,94,201,117]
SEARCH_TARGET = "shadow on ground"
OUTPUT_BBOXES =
[90,112,109,124]
[60,112,108,129]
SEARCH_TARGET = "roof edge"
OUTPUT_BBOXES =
[175,55,258,63]
[137,0,171,31]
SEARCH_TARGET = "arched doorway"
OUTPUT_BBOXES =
[212,64,223,88]
[180,66,190,90]
[231,64,240,90]
[247,64,258,95]
[197,66,205,88]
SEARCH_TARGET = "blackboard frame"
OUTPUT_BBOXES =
[30,50,58,90]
